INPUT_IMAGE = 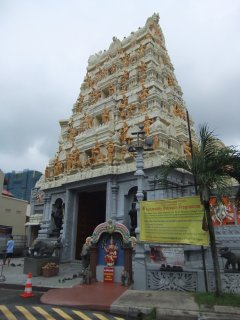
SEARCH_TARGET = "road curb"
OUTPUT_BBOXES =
[0,283,49,292]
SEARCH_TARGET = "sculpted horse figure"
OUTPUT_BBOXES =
[211,203,234,225]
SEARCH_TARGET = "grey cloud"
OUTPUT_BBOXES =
[0,0,240,172]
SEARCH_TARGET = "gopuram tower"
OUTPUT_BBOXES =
[37,13,196,262]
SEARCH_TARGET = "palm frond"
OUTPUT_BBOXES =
[160,124,239,200]
[160,158,192,178]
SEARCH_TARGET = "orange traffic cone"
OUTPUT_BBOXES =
[20,272,34,298]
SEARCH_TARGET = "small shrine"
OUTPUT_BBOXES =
[86,220,135,284]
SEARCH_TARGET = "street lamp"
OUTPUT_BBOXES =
[128,124,153,235]
[128,124,153,290]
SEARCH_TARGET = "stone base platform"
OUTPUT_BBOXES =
[23,257,59,277]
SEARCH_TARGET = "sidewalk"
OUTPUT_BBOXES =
[1,258,240,319]
[0,257,83,289]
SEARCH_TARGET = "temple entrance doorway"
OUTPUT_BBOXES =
[75,190,106,259]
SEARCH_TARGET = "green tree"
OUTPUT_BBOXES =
[161,124,239,296]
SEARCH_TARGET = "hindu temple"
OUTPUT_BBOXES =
[35,13,196,262]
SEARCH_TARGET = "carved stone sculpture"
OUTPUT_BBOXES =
[128,202,137,237]
[84,113,94,129]
[81,237,92,270]
[139,85,149,102]
[108,83,115,96]
[220,248,240,271]
[106,141,115,163]
[91,141,105,163]
[143,115,154,135]
[30,240,61,257]
[183,142,191,159]
[101,107,110,124]
[52,200,63,231]
[119,122,129,144]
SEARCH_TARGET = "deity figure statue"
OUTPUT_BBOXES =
[52,200,63,232]
[153,134,159,150]
[167,77,174,86]
[120,70,129,84]
[75,99,83,113]
[128,103,136,116]
[84,112,93,129]
[68,126,78,142]
[143,115,154,135]
[128,202,137,237]
[96,67,107,81]
[183,142,192,159]
[162,55,168,65]
[91,141,105,163]
[84,156,92,167]
[108,83,115,96]
[121,53,130,67]
[66,153,73,172]
[72,147,81,169]
[149,21,160,36]
[138,61,147,74]
[90,87,101,104]
[45,166,50,179]
[53,156,63,176]
[121,147,127,160]
[78,94,84,105]
[104,237,118,267]
[110,63,117,74]
[79,122,85,133]
[67,119,78,142]
[119,122,129,144]
[139,85,149,102]
[137,43,146,56]
[81,237,92,270]
[145,33,153,41]
[58,160,64,175]
[141,104,147,113]
[84,73,95,88]
[101,107,110,124]
[118,95,128,119]
[172,104,186,120]
[117,47,124,55]
[106,141,115,163]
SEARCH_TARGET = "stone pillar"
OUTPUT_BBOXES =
[38,194,52,239]
[90,245,98,282]
[61,190,74,262]
[124,247,133,283]
[133,147,147,290]
[111,180,119,221]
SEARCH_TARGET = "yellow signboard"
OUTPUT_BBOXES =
[140,196,209,246]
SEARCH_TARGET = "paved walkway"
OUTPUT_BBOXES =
[41,282,128,312]
[1,258,240,319]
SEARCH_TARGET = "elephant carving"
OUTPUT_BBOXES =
[220,247,240,271]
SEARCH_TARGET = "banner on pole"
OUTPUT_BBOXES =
[140,196,209,246]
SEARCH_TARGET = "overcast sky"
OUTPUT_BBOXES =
[0,0,239,174]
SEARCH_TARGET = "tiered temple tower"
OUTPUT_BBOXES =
[37,13,196,262]
[42,13,195,188]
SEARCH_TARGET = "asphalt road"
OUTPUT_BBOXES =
[0,288,126,319]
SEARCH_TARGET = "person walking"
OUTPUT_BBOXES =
[3,235,14,266]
